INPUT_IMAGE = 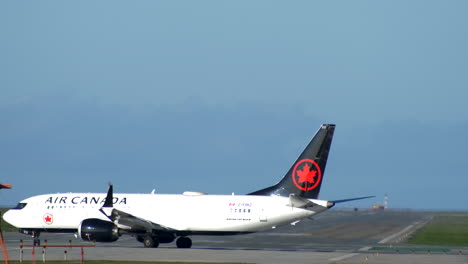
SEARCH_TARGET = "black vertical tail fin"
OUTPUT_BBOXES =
[248,124,335,199]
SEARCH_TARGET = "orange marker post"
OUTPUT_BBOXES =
[0,184,12,189]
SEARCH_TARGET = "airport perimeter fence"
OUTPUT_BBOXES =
[18,240,96,264]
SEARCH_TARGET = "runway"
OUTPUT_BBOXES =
[2,210,468,264]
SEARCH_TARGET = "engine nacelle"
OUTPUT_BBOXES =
[78,218,119,242]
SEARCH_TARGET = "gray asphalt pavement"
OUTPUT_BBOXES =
[2,210,468,264]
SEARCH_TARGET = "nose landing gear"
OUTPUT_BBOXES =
[32,231,40,246]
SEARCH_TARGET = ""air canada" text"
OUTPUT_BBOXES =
[44,196,127,205]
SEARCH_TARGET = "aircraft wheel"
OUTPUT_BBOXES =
[143,235,159,248]
[176,237,192,248]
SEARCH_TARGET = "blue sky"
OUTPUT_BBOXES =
[1,1,467,210]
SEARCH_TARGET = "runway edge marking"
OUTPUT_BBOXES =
[329,253,359,262]
[378,222,419,244]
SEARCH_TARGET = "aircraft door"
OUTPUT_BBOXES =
[259,208,268,222]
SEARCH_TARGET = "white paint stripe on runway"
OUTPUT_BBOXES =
[378,222,419,244]
[329,253,359,262]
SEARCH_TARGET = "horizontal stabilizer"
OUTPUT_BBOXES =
[287,194,335,209]
[288,194,316,208]
[332,196,375,203]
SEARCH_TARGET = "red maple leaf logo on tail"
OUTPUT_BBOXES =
[292,159,322,191]
[296,163,317,184]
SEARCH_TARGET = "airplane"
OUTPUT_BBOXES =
[3,124,373,248]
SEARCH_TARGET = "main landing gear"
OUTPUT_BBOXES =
[142,234,160,248]
[175,236,192,248]
[138,234,192,248]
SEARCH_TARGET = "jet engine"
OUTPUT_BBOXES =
[78,218,119,242]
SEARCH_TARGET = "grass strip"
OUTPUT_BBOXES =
[370,246,450,253]
[408,215,468,246]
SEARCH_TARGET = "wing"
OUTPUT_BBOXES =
[99,184,176,233]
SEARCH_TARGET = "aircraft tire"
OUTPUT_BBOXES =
[176,237,192,248]
[143,235,159,248]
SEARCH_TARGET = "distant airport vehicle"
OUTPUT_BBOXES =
[3,124,372,248]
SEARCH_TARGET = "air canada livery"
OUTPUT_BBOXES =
[4,124,372,248]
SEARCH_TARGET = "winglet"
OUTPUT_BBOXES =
[103,184,114,208]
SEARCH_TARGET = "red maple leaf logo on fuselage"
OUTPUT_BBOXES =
[296,163,317,184]
[44,213,53,225]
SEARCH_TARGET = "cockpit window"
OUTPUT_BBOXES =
[12,203,27,210]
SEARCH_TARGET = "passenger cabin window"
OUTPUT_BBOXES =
[13,203,27,210]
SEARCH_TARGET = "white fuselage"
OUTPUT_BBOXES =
[4,192,329,234]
